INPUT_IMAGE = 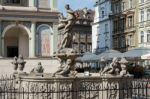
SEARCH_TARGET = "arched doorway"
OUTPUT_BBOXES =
[3,25,29,58]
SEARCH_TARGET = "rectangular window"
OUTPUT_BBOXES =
[121,37,125,47]
[6,0,20,4]
[129,0,133,9]
[122,2,125,11]
[80,44,86,52]
[105,24,108,32]
[147,9,150,20]
[97,26,100,35]
[147,30,150,43]
[113,38,118,48]
[127,35,132,46]
[128,16,133,27]
[140,0,144,3]
[141,32,144,43]
[141,10,144,22]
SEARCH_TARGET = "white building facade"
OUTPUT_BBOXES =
[138,0,150,48]
[0,0,59,58]
[92,0,113,54]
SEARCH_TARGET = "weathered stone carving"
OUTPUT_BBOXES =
[101,57,130,77]
[101,57,120,75]
[119,58,130,76]
[11,55,26,74]
[11,56,18,74]
[53,59,72,76]
[53,5,79,77]
[58,4,77,49]
[30,62,44,73]
[17,55,26,73]
[53,48,79,77]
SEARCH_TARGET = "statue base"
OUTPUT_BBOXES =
[14,74,133,99]
[100,75,133,99]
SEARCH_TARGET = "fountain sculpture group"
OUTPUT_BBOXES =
[11,5,133,99]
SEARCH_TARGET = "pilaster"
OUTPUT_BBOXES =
[50,0,57,9]
[52,23,58,54]
[0,20,1,52]
[29,22,36,58]
[29,0,35,7]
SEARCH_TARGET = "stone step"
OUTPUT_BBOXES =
[0,58,59,76]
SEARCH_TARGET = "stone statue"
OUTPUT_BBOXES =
[83,8,90,19]
[17,55,26,73]
[58,4,77,49]
[53,59,72,76]
[119,58,130,76]
[30,62,44,73]
[101,57,131,77]
[53,5,79,77]
[101,57,121,75]
[11,56,18,74]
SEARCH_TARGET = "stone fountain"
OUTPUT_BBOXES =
[11,4,133,99]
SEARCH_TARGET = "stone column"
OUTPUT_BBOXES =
[29,22,36,58]
[1,37,4,57]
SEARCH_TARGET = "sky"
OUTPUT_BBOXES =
[58,0,95,15]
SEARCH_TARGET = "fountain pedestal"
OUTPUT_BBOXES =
[100,75,133,99]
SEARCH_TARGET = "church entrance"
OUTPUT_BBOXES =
[4,26,29,58]
[7,46,18,57]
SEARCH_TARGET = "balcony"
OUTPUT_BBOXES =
[139,42,150,47]
[145,21,150,27]
[125,26,136,33]
[122,9,135,15]
[138,22,145,28]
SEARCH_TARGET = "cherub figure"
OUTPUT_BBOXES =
[101,57,121,75]
[53,59,73,76]
[31,62,44,73]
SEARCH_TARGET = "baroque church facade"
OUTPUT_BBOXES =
[0,0,59,58]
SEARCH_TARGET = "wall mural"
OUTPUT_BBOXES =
[37,25,52,57]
